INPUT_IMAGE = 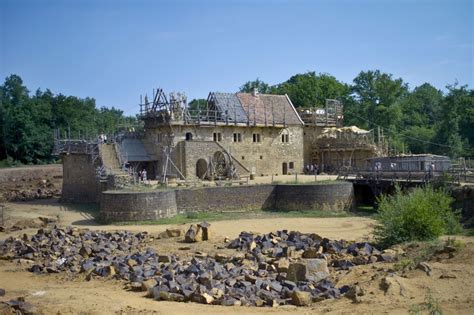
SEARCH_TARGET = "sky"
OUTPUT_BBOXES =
[1,0,472,116]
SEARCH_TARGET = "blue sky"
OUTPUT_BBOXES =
[1,0,472,115]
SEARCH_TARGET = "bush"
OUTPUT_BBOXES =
[374,186,462,248]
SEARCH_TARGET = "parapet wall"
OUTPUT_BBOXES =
[274,182,354,211]
[100,190,177,222]
[100,182,354,223]
[176,185,275,213]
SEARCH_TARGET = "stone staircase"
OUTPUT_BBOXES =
[99,143,127,177]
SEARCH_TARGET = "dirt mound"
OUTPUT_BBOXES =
[1,216,58,234]
[0,165,62,202]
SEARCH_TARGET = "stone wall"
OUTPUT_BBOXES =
[100,190,177,222]
[144,124,304,180]
[99,182,354,223]
[176,185,275,213]
[62,154,102,203]
[274,182,354,211]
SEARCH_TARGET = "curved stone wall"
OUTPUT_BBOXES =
[99,181,354,222]
[100,190,177,223]
[274,182,354,211]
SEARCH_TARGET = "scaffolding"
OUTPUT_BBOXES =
[298,99,343,127]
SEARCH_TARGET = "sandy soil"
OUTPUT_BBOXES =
[1,200,474,314]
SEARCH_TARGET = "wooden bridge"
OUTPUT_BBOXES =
[338,169,474,197]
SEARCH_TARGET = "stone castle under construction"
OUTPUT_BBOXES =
[57,88,381,203]
[124,88,380,181]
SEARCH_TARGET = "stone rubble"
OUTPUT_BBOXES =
[0,226,387,308]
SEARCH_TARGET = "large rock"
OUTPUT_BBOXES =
[345,285,364,303]
[141,278,157,295]
[416,262,432,276]
[287,259,329,283]
[198,222,211,241]
[184,224,203,243]
[291,291,312,306]
[199,292,214,304]
[381,276,408,297]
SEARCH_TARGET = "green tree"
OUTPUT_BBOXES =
[351,70,408,152]
[400,83,443,128]
[0,74,136,164]
[433,83,472,157]
[352,70,408,129]
[187,98,207,112]
[401,126,436,154]
[239,78,271,94]
[98,107,125,135]
[271,72,350,108]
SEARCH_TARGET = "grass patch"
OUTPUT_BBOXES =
[409,289,443,315]
[463,228,474,236]
[354,205,377,216]
[116,209,350,225]
[393,258,415,271]
[403,238,463,265]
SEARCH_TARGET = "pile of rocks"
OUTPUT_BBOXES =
[0,297,39,314]
[227,230,390,270]
[0,227,391,308]
[0,227,150,274]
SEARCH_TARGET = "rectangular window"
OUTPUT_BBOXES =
[289,162,294,169]
[282,134,289,143]
[233,133,242,142]
[242,156,245,160]
[253,133,261,143]
[213,132,222,142]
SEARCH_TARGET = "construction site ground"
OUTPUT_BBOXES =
[1,199,473,315]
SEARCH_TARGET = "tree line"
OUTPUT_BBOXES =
[1,71,472,165]
[0,74,137,165]
[236,71,473,158]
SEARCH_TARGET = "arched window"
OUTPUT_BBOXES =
[185,132,193,141]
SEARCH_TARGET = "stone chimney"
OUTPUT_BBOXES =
[252,87,259,97]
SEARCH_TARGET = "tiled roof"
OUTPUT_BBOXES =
[237,93,303,126]
[209,92,248,123]
[208,92,303,126]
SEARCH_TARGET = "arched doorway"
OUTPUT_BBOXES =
[196,159,208,179]
[185,132,193,141]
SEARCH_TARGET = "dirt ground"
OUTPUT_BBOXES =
[1,199,474,315]
[0,165,62,202]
